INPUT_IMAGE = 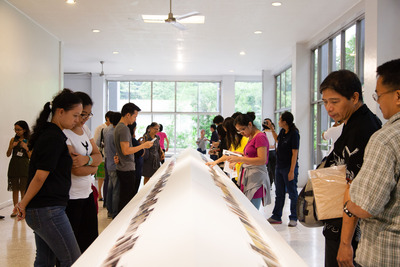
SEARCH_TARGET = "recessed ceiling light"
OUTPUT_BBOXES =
[254,30,262,34]
[92,29,100,33]
[129,69,134,72]
[65,0,76,4]
[229,70,234,73]
[272,2,282,7]
[176,63,184,70]
[113,51,119,54]
[240,51,246,56]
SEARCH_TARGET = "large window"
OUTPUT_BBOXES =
[311,18,365,167]
[274,67,292,129]
[235,81,263,128]
[108,81,221,154]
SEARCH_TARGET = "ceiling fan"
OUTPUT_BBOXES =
[164,0,200,30]
[100,61,105,76]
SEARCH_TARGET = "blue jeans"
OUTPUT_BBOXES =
[271,165,299,221]
[106,170,120,218]
[25,206,81,267]
[250,198,262,209]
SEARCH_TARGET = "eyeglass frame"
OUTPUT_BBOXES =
[80,112,93,119]
[372,90,395,102]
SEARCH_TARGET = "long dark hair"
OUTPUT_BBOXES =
[29,89,82,150]
[281,111,298,132]
[128,123,135,137]
[223,117,243,150]
[14,120,30,140]
[217,124,226,141]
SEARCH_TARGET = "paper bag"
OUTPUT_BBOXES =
[309,165,347,220]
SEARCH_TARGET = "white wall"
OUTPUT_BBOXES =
[291,43,312,187]
[364,0,400,122]
[261,70,275,121]
[0,0,61,208]
[63,73,95,130]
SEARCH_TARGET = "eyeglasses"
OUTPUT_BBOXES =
[236,126,248,134]
[372,91,393,102]
[81,113,93,120]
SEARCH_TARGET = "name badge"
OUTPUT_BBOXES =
[16,151,24,157]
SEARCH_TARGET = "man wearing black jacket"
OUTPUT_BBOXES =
[320,70,381,267]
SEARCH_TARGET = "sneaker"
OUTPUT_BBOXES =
[267,217,282,224]
[288,220,297,227]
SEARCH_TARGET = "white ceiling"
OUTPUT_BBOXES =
[8,0,361,76]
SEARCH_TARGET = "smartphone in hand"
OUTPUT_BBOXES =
[151,138,157,142]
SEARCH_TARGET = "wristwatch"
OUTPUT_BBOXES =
[86,155,93,166]
[343,200,353,218]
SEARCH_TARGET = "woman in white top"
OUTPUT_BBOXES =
[262,118,276,186]
[63,91,102,253]
[322,121,343,156]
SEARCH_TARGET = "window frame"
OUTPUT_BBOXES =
[310,16,365,167]
[107,80,221,155]
[274,67,292,131]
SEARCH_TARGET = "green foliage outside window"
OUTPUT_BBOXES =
[235,82,262,128]
[110,81,220,153]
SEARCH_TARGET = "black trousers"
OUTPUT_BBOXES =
[324,223,359,267]
[66,192,98,253]
[116,170,140,213]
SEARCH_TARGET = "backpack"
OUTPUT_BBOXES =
[297,158,328,227]
[297,178,323,227]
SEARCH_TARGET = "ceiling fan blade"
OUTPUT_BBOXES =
[170,21,186,30]
[176,11,200,21]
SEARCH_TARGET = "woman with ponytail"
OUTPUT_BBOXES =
[13,89,82,266]
[266,111,300,227]
[225,112,271,209]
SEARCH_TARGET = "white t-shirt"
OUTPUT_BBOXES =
[264,130,276,150]
[64,124,94,199]
[323,123,344,155]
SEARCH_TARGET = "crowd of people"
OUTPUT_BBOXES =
[2,58,399,267]
[4,91,166,266]
[200,58,400,267]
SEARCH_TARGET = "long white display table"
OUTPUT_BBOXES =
[73,148,307,267]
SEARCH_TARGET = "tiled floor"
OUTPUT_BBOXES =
[0,186,325,267]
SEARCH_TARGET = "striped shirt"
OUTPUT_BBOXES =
[350,111,400,266]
